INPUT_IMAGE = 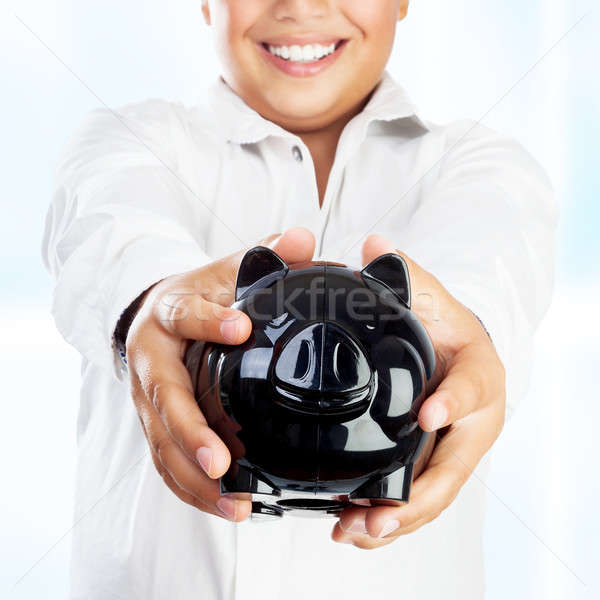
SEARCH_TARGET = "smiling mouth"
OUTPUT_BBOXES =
[260,39,347,63]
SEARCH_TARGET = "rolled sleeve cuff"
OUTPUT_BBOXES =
[52,237,212,383]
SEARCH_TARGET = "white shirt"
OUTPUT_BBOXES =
[42,69,557,600]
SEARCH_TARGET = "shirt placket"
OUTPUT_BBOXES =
[291,120,370,259]
[279,130,363,259]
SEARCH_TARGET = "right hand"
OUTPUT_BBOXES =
[125,227,316,522]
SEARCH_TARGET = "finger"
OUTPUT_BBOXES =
[361,465,461,539]
[360,234,440,321]
[418,343,503,431]
[200,227,317,307]
[362,413,498,538]
[333,506,427,547]
[338,505,369,535]
[152,377,232,479]
[335,505,392,550]
[222,226,316,289]
[153,292,253,344]
[149,444,252,521]
[361,233,397,267]
[140,400,251,521]
[147,447,226,519]
[331,521,394,550]
[128,328,232,478]
[269,226,316,264]
[361,234,420,278]
[360,234,504,430]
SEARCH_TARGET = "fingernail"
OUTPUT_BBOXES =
[378,519,400,538]
[345,515,367,534]
[430,404,448,430]
[196,447,212,476]
[220,318,239,343]
[217,497,237,520]
[350,499,371,507]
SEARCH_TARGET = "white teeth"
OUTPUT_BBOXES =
[302,45,314,61]
[266,42,338,62]
[290,45,303,61]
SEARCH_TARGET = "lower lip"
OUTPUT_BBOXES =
[258,40,348,78]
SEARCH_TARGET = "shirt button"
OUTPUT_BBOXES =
[291,145,303,162]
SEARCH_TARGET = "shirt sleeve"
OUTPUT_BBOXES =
[400,121,559,421]
[42,101,213,382]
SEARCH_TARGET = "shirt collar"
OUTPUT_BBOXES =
[206,68,429,146]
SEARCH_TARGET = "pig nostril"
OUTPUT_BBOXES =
[274,323,323,391]
[273,321,372,401]
[322,323,371,393]
[332,341,357,385]
[293,339,312,380]
[332,342,341,381]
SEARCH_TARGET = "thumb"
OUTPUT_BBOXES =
[361,233,397,266]
[362,233,424,282]
[361,233,432,297]
[264,226,316,265]
[202,227,317,306]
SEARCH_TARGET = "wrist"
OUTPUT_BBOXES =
[114,283,157,367]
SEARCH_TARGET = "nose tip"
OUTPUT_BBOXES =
[274,0,329,21]
[273,322,371,396]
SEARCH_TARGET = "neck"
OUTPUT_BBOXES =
[299,116,346,172]
[300,88,374,159]
[291,90,375,208]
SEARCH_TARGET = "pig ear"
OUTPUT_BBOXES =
[235,246,289,302]
[360,253,411,308]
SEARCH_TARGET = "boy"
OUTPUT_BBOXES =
[42,1,557,598]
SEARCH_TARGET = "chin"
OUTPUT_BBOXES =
[265,89,345,126]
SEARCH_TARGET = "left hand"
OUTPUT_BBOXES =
[332,234,506,549]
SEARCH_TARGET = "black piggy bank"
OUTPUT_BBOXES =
[184,246,436,520]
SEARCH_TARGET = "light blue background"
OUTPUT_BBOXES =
[1,1,598,598]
